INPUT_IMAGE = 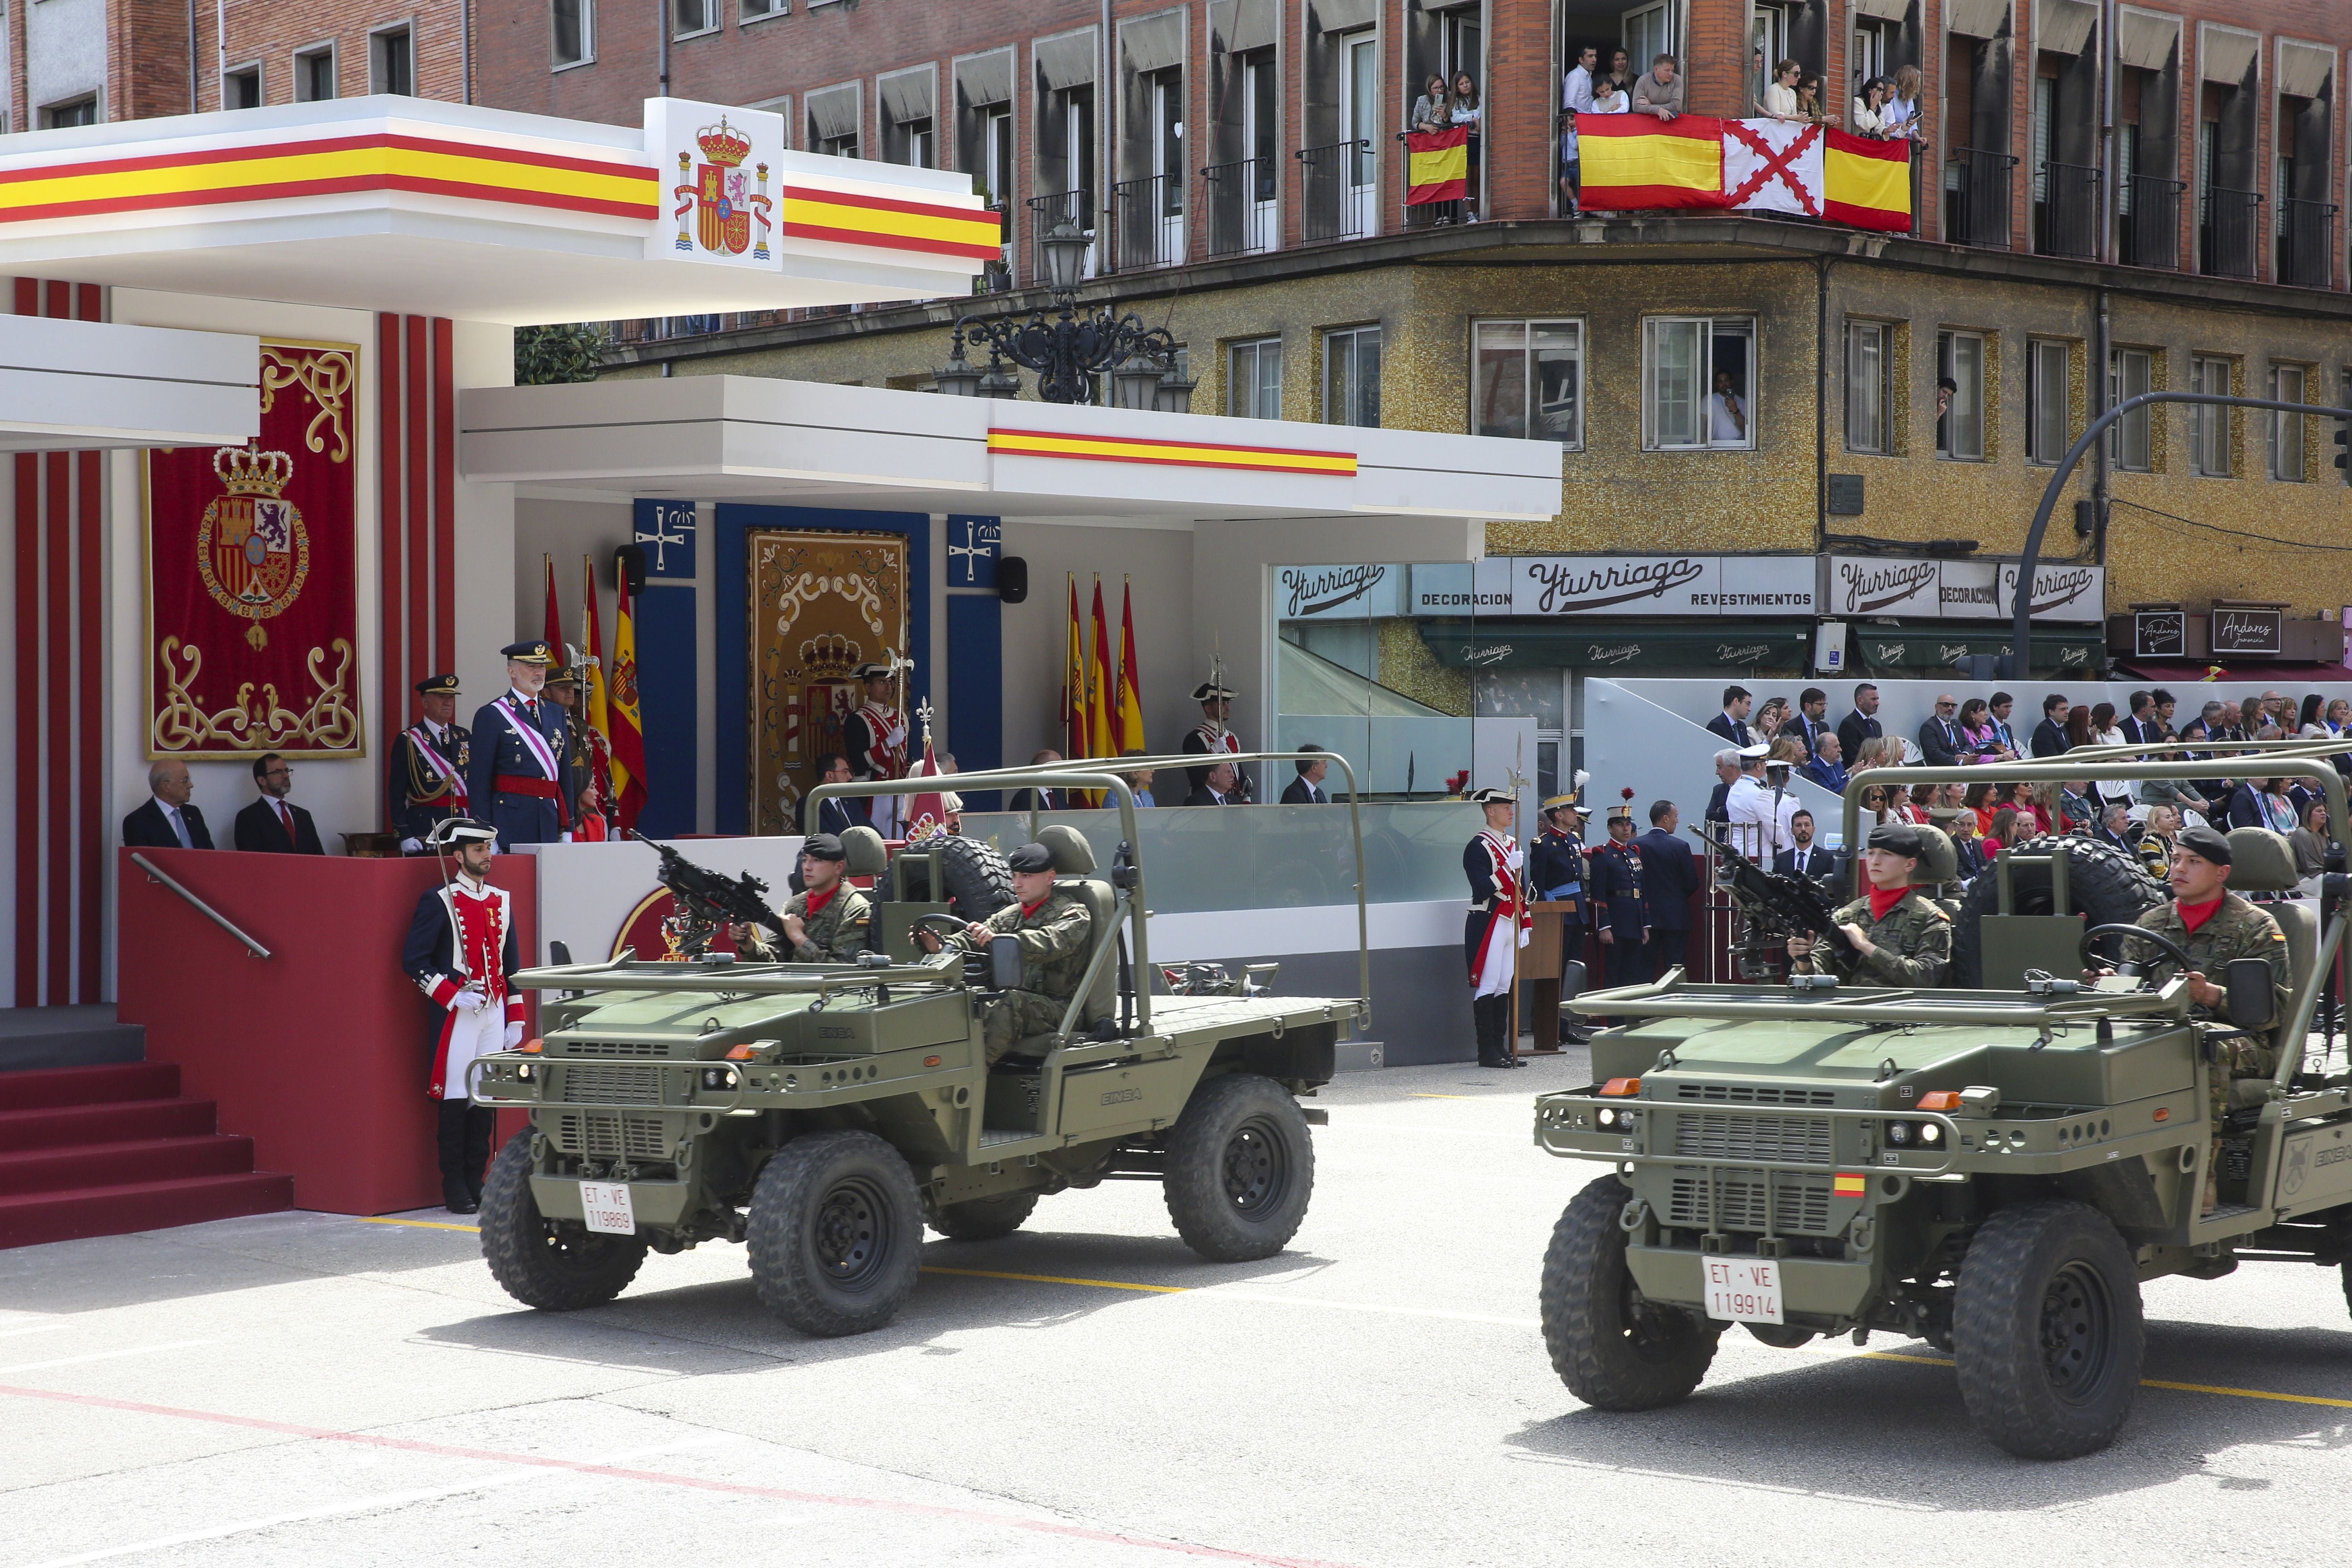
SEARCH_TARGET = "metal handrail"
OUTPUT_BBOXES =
[1571,972,2190,1029]
[130,852,270,959]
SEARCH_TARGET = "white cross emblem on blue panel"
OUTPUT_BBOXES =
[636,502,695,578]
[947,516,1002,588]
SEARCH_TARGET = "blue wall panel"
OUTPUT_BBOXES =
[629,500,697,838]
[946,593,1004,813]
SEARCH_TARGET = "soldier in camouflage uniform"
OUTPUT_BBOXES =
[732,833,872,963]
[918,841,1094,1063]
[2120,825,2292,1211]
[1786,820,1952,987]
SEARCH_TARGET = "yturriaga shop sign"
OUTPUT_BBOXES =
[1276,563,1408,620]
[1415,555,1821,617]
[1825,556,2105,624]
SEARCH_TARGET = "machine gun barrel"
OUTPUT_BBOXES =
[628,829,787,936]
[1695,827,1857,957]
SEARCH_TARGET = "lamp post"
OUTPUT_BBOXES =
[932,225,1189,407]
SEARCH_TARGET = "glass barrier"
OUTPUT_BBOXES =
[958,800,1482,914]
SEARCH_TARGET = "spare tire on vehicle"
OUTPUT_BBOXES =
[1951,834,2167,987]
[896,833,1016,921]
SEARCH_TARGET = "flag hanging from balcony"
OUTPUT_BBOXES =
[1823,128,1914,231]
[1404,128,1470,205]
[1578,115,1724,210]
[1722,121,1823,216]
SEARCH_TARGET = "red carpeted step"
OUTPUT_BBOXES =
[0,1171,294,1250]
[0,1098,217,1152]
[0,1135,258,1196]
[0,1063,180,1111]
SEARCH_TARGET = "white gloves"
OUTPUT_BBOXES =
[451,987,489,1015]
[885,722,907,748]
[1505,847,1524,872]
[503,1021,526,1050]
[400,837,423,854]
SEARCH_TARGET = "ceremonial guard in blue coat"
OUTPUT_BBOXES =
[387,673,472,853]
[1530,793,1593,1045]
[1588,799,1651,987]
[1463,787,1531,1069]
[400,819,522,1213]
[465,640,576,851]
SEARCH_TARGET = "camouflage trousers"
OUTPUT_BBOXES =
[980,989,1074,1064]
[2207,1037,2279,1125]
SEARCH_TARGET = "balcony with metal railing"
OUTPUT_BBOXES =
[1297,138,1380,242]
[2119,174,2184,269]
[2200,186,2262,279]
[1109,174,1185,273]
[2033,160,2100,259]
[1944,148,2017,250]
[2278,197,2339,289]
[1202,156,1279,258]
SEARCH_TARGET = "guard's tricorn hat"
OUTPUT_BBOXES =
[801,832,847,862]
[429,818,496,849]
[1006,841,1055,873]
[852,661,893,681]
[2178,824,2233,866]
[415,672,460,697]
[500,640,557,666]
[1466,786,1513,808]
[1866,820,1925,858]
[1190,681,1237,703]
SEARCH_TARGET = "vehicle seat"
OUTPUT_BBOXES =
[840,825,887,879]
[1036,825,1117,1029]
[1909,826,1958,887]
[2219,828,2310,1099]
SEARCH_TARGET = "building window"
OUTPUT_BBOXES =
[2026,339,2071,465]
[294,47,336,103]
[1844,320,1891,455]
[2190,354,2232,475]
[1324,326,1382,428]
[2270,363,2307,481]
[371,28,414,95]
[741,0,784,18]
[224,65,263,109]
[808,84,861,158]
[40,97,99,128]
[1642,316,1754,451]
[980,105,1014,205]
[552,0,594,65]
[1229,336,1283,419]
[674,0,716,37]
[2109,347,2154,472]
[1936,329,1985,461]
[1473,319,1582,447]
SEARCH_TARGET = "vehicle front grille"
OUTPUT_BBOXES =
[553,1111,671,1161]
[1665,1169,1834,1234]
[559,1039,674,1058]
[1675,1083,1834,1106]
[559,1063,663,1104]
[1671,1112,1834,1165]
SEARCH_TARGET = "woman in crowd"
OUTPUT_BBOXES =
[2016,782,2056,837]
[1883,64,1924,140]
[1850,76,1892,137]
[1986,806,2024,853]
[2063,703,2098,751]
[2290,798,2330,890]
[2236,696,2265,740]
[1964,780,1999,837]
[1607,47,1633,95]
[1857,782,1893,832]
[1797,76,1840,127]
[1956,697,2013,761]
[2233,774,2300,836]
[1450,72,1483,222]
[2297,694,2331,738]
[1411,74,1452,134]
[1761,58,1804,122]
[2089,702,2136,808]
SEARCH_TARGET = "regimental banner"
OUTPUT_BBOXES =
[747,529,907,836]
[146,340,362,759]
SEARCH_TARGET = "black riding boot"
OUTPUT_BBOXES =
[436,1099,479,1214]
[1473,995,1507,1067]
[463,1107,495,1206]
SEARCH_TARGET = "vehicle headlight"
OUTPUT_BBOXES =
[1917,1122,1942,1144]
[515,1063,535,1082]
[701,1067,739,1091]
[1886,1120,1913,1146]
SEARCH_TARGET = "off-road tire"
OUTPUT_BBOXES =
[1952,834,2166,986]
[478,1129,647,1311]
[928,1192,1039,1241]
[746,1131,923,1336]
[1540,1174,1716,1410]
[1163,1073,1315,1262]
[900,835,1015,921]
[1953,1199,2144,1459]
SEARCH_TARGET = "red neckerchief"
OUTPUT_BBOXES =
[1866,885,1907,921]
[804,882,839,918]
[2177,894,2225,934]
[1020,893,1053,918]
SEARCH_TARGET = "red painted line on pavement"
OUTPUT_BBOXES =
[0,1383,1356,1568]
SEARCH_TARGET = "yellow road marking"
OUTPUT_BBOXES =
[357,1215,481,1233]
[919,1265,1188,1295]
[1866,1351,2352,1410]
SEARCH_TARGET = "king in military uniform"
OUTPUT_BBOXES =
[916,841,1093,1062]
[730,832,874,963]
[387,673,471,854]
[1786,820,1951,987]
[1588,800,1649,987]
[399,819,521,1213]
[465,640,578,851]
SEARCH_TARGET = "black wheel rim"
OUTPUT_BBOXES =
[813,1175,895,1292]
[1615,1264,1693,1362]
[2038,1259,2117,1405]
[1220,1115,1292,1217]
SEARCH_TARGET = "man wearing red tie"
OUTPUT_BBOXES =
[232,752,324,853]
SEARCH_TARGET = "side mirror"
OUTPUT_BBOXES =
[990,934,1023,992]
[2224,956,2277,1031]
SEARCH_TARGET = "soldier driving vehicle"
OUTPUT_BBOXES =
[463,751,1366,1339]
[1530,740,2352,1461]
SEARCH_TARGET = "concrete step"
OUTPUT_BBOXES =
[0,1062,180,1112]
[0,1134,257,1196]
[0,1098,216,1152]
[0,1171,294,1250]
[0,1006,145,1073]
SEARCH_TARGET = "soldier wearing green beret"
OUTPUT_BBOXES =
[1785,820,1951,987]
[916,841,1094,1062]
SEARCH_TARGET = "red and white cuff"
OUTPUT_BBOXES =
[426,976,461,1009]
[504,995,526,1022]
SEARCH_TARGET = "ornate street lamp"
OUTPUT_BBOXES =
[933,230,1188,407]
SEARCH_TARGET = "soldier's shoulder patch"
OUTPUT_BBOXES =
[1926,903,1952,920]
[2272,929,2287,941]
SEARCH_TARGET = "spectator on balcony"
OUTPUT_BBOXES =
[1561,46,1597,216]
[1632,54,1684,122]
[1851,76,1893,138]
[1761,58,1804,123]
[1885,64,1925,142]
[1797,76,1840,127]
[1450,72,1483,222]
[1606,47,1633,96]
[1590,74,1628,114]
[1709,368,1748,443]
[1411,74,1450,134]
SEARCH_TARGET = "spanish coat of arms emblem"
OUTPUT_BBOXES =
[673,115,774,261]
[195,442,309,650]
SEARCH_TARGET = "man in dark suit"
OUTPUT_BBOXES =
[1280,744,1333,804]
[122,759,213,849]
[1007,748,1067,813]
[800,752,859,837]
[1773,810,1837,887]
[1704,686,1754,747]
[1916,693,1964,767]
[1633,799,1700,980]
[1836,682,1883,765]
[1791,686,1831,757]
[233,752,325,853]
[2031,693,2072,758]
[2119,691,2159,746]
[1184,761,1240,806]
[1986,691,2021,755]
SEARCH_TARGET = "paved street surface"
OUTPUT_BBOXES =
[4,1052,2350,1568]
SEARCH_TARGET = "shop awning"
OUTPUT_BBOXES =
[1421,621,1812,671]
[2112,658,2352,685]
[1845,625,2106,676]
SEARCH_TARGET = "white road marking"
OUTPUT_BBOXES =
[0,1339,215,1375]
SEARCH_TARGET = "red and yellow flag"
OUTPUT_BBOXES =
[1833,1173,1868,1197]
[1062,573,1087,763]
[1404,128,1469,206]
[1822,127,1912,231]
[1578,114,1724,210]
[1088,578,1116,764]
[579,555,616,829]
[1117,579,1145,755]
[608,555,648,832]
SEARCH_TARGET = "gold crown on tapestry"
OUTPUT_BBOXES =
[212,443,293,497]
[696,116,752,168]
[799,633,862,679]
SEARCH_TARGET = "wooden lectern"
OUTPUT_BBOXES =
[1523,898,1580,1054]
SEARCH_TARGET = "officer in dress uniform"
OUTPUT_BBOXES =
[1181,681,1254,802]
[465,640,577,851]
[1530,793,1593,1045]
[400,819,522,1214]
[1463,787,1530,1069]
[387,674,471,854]
[543,651,607,839]
[1588,801,1650,988]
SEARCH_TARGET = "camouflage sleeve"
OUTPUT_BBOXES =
[810,891,873,963]
[1855,904,1950,987]
[1790,899,1864,977]
[1014,897,1093,969]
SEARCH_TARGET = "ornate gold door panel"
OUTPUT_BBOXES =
[747,529,907,835]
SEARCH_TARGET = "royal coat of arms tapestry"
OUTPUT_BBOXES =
[146,340,362,759]
[748,529,906,836]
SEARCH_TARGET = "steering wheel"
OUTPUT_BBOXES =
[2079,921,2196,980]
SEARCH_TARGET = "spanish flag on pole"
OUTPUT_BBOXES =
[1404,127,1469,205]
[1578,114,1724,209]
[608,553,648,832]
[1063,573,1087,764]
[1117,579,1145,755]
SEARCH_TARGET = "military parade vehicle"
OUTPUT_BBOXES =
[467,754,1368,1337]
[1534,741,2352,1459]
